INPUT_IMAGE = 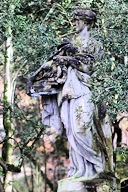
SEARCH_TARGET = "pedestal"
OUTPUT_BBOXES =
[57,177,120,192]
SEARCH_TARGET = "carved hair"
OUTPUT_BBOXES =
[72,7,96,23]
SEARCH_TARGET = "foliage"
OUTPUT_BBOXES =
[0,0,128,191]
[91,0,128,120]
[0,0,72,191]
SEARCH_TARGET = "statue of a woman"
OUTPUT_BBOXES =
[27,7,113,180]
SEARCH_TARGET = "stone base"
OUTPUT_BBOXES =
[57,177,120,192]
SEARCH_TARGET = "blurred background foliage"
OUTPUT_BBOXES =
[0,0,128,191]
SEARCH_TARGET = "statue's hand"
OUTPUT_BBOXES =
[26,77,35,96]
[26,81,32,96]
[53,56,72,65]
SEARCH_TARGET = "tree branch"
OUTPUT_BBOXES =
[0,158,21,173]
[0,159,7,171]
[0,180,4,192]
[118,116,128,124]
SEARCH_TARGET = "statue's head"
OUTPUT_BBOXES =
[72,7,96,32]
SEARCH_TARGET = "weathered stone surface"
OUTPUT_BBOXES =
[58,178,120,192]
[26,6,116,192]
[58,179,86,192]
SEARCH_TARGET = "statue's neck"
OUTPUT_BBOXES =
[79,25,90,41]
[73,25,91,49]
[74,25,90,48]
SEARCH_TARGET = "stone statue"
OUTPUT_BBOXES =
[27,7,116,191]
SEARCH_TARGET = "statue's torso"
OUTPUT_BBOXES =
[57,35,103,104]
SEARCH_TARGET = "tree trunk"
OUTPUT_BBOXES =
[3,5,15,192]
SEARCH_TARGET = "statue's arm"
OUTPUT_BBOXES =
[26,61,52,95]
[26,41,74,95]
[53,54,94,74]
[26,46,70,95]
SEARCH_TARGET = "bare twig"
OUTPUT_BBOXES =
[118,116,128,124]
[12,60,27,84]
[43,3,57,22]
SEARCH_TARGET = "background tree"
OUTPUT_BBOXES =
[91,0,128,143]
[0,0,75,191]
[0,0,127,191]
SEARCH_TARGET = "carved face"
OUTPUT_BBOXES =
[73,17,89,33]
[74,19,85,32]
